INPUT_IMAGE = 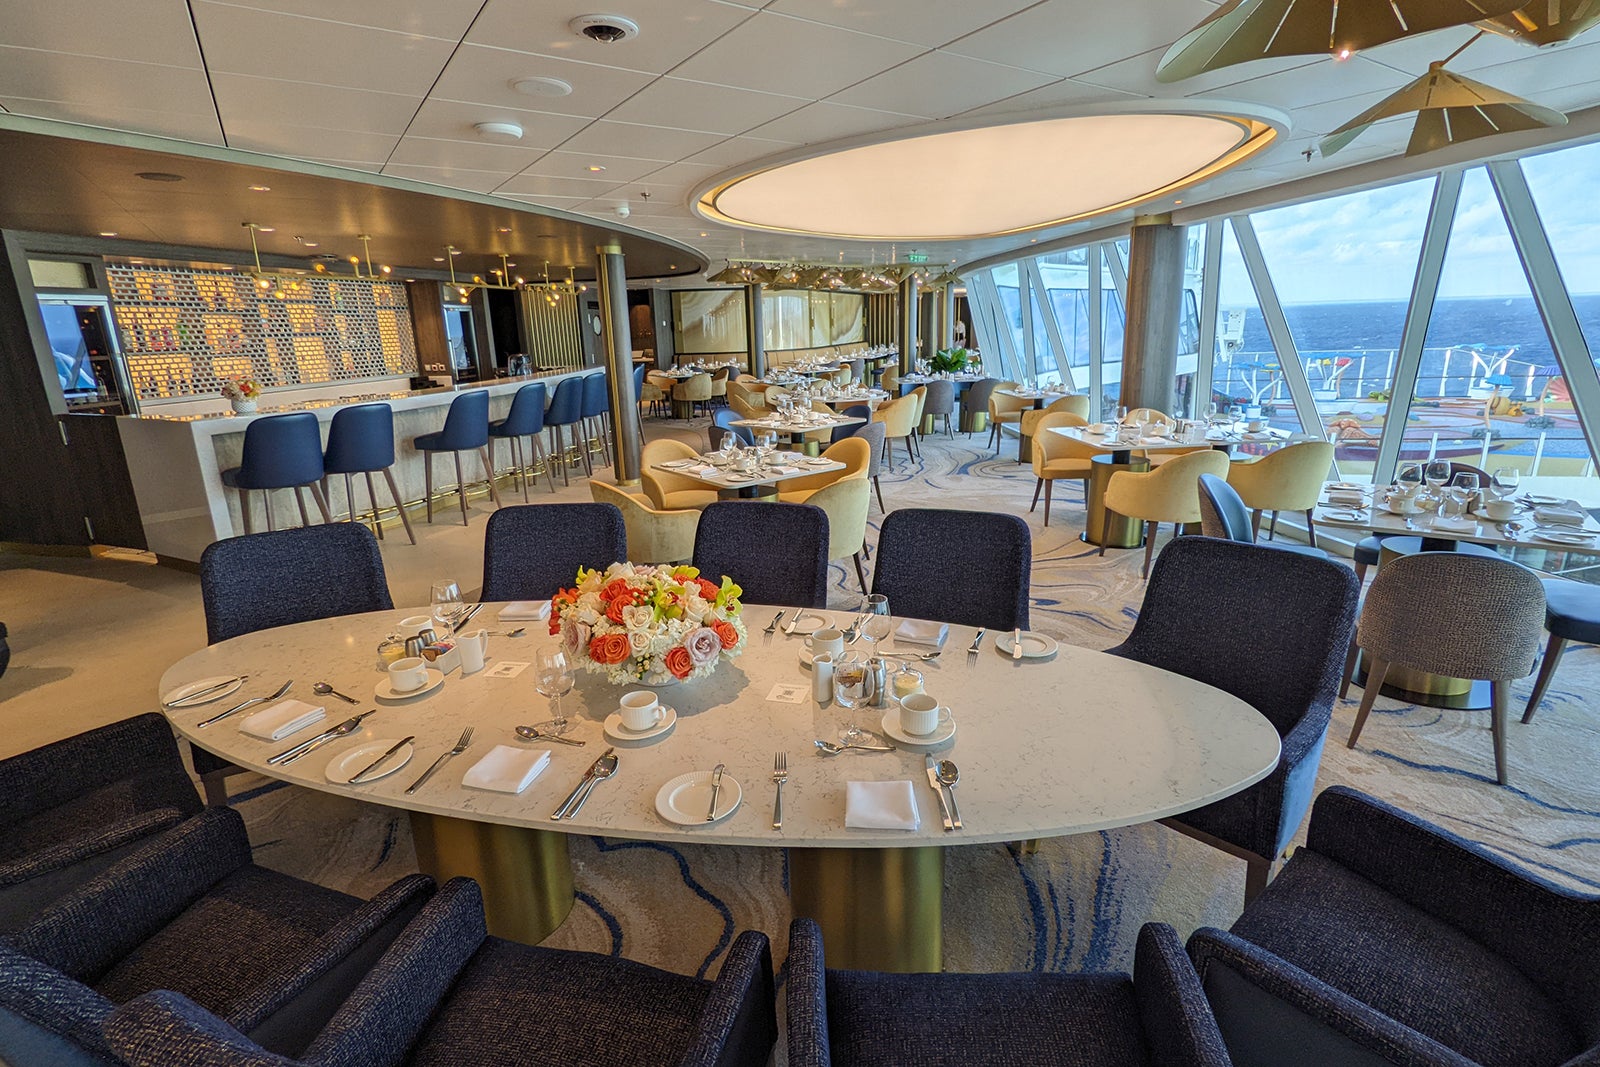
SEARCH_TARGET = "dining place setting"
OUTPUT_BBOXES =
[654,431,843,494]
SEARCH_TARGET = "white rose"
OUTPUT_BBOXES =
[627,630,651,655]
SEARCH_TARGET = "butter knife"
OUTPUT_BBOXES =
[348,736,413,784]
[451,603,482,634]
[1012,628,1024,660]
[924,755,954,832]
[967,629,986,655]
[706,763,726,822]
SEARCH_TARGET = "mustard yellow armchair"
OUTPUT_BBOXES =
[673,372,713,417]
[805,475,871,593]
[1020,394,1091,448]
[1101,448,1233,577]
[640,439,717,511]
[987,382,1029,456]
[1030,411,1093,527]
[729,392,764,422]
[1126,407,1176,434]
[880,365,900,393]
[778,437,871,503]
[872,393,919,468]
[1226,440,1336,546]
[590,480,697,564]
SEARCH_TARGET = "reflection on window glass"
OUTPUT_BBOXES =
[1102,282,1125,410]
[1214,221,1304,441]
[1252,178,1434,480]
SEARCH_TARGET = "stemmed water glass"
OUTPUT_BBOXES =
[1491,467,1521,500]
[1424,460,1451,492]
[533,647,576,736]
[430,579,464,632]
[859,594,892,650]
[833,652,871,745]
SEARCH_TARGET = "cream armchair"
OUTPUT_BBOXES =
[778,437,871,503]
[640,439,717,510]
[1100,448,1232,578]
[590,480,697,564]
[872,393,919,468]
[1030,411,1093,527]
[805,475,871,594]
[673,372,713,418]
[987,382,1030,456]
[1020,394,1091,456]
[1226,440,1336,546]
[729,392,765,422]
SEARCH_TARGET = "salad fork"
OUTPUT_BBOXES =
[404,726,474,794]
[763,611,786,635]
[772,752,788,830]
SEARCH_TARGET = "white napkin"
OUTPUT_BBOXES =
[1433,515,1479,533]
[768,465,800,476]
[500,601,551,622]
[462,745,551,793]
[845,781,921,831]
[240,699,325,741]
[1535,506,1586,527]
[894,618,948,648]
[1326,489,1367,506]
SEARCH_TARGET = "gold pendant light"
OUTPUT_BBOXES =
[1478,0,1600,45]
[1320,59,1567,155]
[1157,0,1524,82]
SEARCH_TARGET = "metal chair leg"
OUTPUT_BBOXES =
[309,482,332,524]
[382,467,416,545]
[479,447,502,507]
[424,454,434,523]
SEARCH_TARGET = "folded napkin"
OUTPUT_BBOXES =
[462,745,552,794]
[894,618,948,648]
[1137,436,1169,446]
[845,781,921,831]
[1326,489,1368,507]
[1534,506,1587,528]
[768,465,800,476]
[241,699,325,741]
[1433,515,1479,533]
[500,601,551,622]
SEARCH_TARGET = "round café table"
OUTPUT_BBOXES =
[160,604,1280,972]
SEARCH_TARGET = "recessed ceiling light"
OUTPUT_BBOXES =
[136,171,185,182]
[257,226,275,233]
[1029,238,1037,243]
[434,256,446,262]
[449,248,462,255]
[497,226,512,233]
[668,264,676,269]
[587,165,607,172]
[1174,199,1184,204]
[512,76,574,98]
[98,231,118,237]
[699,232,708,237]
[301,241,319,248]
[248,184,271,192]
[474,121,524,141]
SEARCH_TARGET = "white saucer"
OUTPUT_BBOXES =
[162,675,243,708]
[655,769,742,825]
[603,706,678,742]
[1321,508,1368,523]
[784,610,834,635]
[326,738,414,784]
[997,631,1059,659]
[1524,493,1566,506]
[1533,529,1597,546]
[375,668,445,701]
[879,710,956,746]
[1327,482,1366,492]
[800,456,833,466]
[661,458,698,469]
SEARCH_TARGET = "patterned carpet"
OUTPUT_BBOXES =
[233,415,1600,992]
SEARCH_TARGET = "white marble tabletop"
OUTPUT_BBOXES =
[1047,426,1233,453]
[159,605,1280,849]
[995,388,1071,400]
[650,457,844,490]
[733,414,866,436]
[1312,483,1600,548]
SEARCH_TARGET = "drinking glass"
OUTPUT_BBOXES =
[1396,461,1423,492]
[1424,460,1451,492]
[430,579,464,631]
[533,647,576,735]
[1450,472,1479,512]
[832,653,871,745]
[1205,401,1219,422]
[1491,467,1521,500]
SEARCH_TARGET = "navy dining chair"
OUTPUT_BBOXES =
[543,376,589,485]
[480,503,627,602]
[581,371,611,469]
[489,382,552,501]
[412,390,500,526]
[219,412,330,535]
[693,502,830,609]
[321,403,414,545]
[710,407,755,450]
[871,509,1031,631]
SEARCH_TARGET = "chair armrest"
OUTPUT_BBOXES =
[0,714,197,825]
[0,808,189,887]
[300,878,484,1066]
[1278,703,1329,770]
[0,939,117,1058]
[105,991,301,1067]
[1187,928,1473,1067]
[680,930,776,1067]
[782,918,831,1067]
[13,809,248,982]
[1132,923,1230,1066]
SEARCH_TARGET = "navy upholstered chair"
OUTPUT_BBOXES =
[197,523,393,804]
[871,508,1031,631]
[582,371,612,468]
[788,919,1230,1067]
[480,503,627,602]
[1524,577,1600,724]
[1188,786,1600,1067]
[103,877,778,1067]
[831,404,870,445]
[710,407,755,450]
[412,389,500,526]
[0,808,432,1067]
[0,714,201,933]
[1108,537,1359,902]
[544,375,590,484]
[321,403,414,545]
[1198,475,1325,559]
[693,502,830,609]
[488,382,553,501]
[220,412,331,535]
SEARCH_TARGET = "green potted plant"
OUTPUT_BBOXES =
[931,347,968,375]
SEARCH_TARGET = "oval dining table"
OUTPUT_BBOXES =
[160,603,1281,972]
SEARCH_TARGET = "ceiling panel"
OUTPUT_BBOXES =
[228,121,401,163]
[0,48,219,121]
[944,0,1218,78]
[0,98,224,146]
[465,0,760,75]
[494,173,626,199]
[0,0,203,66]
[1358,25,1547,77]
[765,0,1042,48]
[381,163,518,193]
[516,150,665,183]
[388,135,548,172]
[1190,55,1410,113]
[958,77,1144,118]
[557,120,724,161]
[746,100,922,145]
[1466,40,1600,103]
[631,160,727,188]
[404,98,590,149]
[210,74,422,136]
[1073,47,1313,100]
[428,43,657,119]
[672,12,924,97]
[829,50,1057,119]
[606,77,807,135]
[685,135,797,166]
[204,0,483,39]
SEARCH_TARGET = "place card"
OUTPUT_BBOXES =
[766,682,808,704]
[484,661,529,678]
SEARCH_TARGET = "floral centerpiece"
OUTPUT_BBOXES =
[220,375,262,413]
[549,562,747,685]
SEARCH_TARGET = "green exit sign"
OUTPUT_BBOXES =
[905,252,929,263]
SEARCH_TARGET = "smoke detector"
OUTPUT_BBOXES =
[569,14,640,43]
[512,76,573,98]
[473,121,524,141]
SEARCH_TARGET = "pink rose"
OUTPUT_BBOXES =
[563,621,591,659]
[685,626,722,667]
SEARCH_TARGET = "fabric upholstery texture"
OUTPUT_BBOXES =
[693,502,830,609]
[642,439,719,511]
[871,508,1031,631]
[1226,442,1336,513]
[412,390,490,452]
[802,478,870,562]
[219,413,325,491]
[1104,449,1232,525]
[321,403,396,474]
[480,503,628,601]
[590,481,697,564]
[489,383,547,439]
[1542,577,1600,644]
[1021,394,1092,439]
[778,437,870,502]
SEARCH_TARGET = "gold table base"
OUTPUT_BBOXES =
[1083,453,1149,548]
[789,846,944,973]
[408,812,575,944]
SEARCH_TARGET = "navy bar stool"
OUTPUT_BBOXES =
[219,412,330,534]
[411,390,501,525]
[489,382,553,501]
[581,371,611,468]
[323,403,415,545]
[544,376,589,485]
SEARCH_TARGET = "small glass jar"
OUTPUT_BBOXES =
[891,665,924,701]
[376,633,406,667]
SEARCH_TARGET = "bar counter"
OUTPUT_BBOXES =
[116,369,592,564]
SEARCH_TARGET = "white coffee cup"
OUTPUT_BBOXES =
[458,629,489,673]
[899,693,947,737]
[398,615,433,635]
[619,690,665,732]
[1484,499,1515,521]
[1246,418,1265,432]
[812,651,835,704]
[1386,493,1422,515]
[804,627,845,659]
[388,656,428,693]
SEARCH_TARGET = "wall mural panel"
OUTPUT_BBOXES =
[674,288,866,354]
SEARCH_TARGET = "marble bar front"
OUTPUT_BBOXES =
[116,370,592,564]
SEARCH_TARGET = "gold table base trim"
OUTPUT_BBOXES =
[409,812,575,944]
[789,846,943,973]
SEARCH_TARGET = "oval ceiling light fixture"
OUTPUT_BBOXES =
[695,106,1281,242]
[474,121,524,141]
[512,76,574,98]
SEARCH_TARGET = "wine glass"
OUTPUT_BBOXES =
[1490,467,1521,500]
[860,594,892,649]
[1424,460,1451,492]
[533,647,576,735]
[1397,461,1423,493]
[1450,472,1480,498]
[430,579,464,632]
[833,652,871,745]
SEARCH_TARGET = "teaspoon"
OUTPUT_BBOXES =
[515,725,587,746]
[814,739,895,755]
[936,760,964,830]
[313,681,360,704]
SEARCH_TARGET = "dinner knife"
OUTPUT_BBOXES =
[552,749,611,821]
[452,604,483,634]
[1012,628,1024,661]
[925,755,954,833]
[165,675,246,708]
[268,711,374,766]
[348,736,413,784]
[706,763,726,822]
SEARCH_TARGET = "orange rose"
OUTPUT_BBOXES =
[663,645,694,679]
[601,578,633,602]
[589,632,632,665]
[605,595,633,624]
[711,619,739,650]
[552,587,579,612]
[695,577,720,601]
[549,617,561,636]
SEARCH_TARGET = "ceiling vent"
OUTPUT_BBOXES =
[569,14,639,43]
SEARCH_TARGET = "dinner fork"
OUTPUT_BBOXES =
[763,610,786,635]
[772,752,788,830]
[405,726,474,794]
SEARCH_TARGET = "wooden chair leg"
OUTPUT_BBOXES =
[424,453,434,523]
[1250,509,1262,541]
[1340,635,1361,700]
[1304,509,1318,549]
[453,452,470,526]
[539,437,556,494]
[382,467,416,544]
[239,489,255,535]
[200,767,231,807]
[1491,679,1511,785]
[360,472,381,537]
[853,552,868,594]
[479,447,502,506]
[874,477,885,513]
[264,491,276,532]
[1030,478,1043,512]
[1348,656,1389,748]
[1268,509,1280,540]
[1141,520,1157,578]
[1043,479,1053,527]
[1244,854,1272,905]
[1523,635,1567,723]
[1098,510,1112,556]
[1354,559,1369,586]
[295,487,312,528]
[338,474,353,523]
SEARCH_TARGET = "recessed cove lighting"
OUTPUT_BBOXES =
[136,171,185,182]
[695,108,1279,241]
[433,256,446,262]
[512,76,574,98]
[497,226,512,233]
[474,121,524,141]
